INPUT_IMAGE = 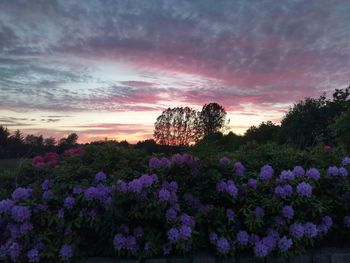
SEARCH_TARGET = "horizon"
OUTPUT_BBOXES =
[1,1,350,143]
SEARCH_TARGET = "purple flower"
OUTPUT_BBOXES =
[306,168,320,181]
[293,166,305,177]
[304,222,318,238]
[42,190,54,200]
[344,216,350,227]
[160,157,171,168]
[249,234,261,245]
[317,224,329,235]
[275,184,293,199]
[322,216,333,228]
[219,156,231,166]
[168,228,180,243]
[226,208,235,222]
[11,205,31,222]
[280,170,295,181]
[209,232,218,245]
[342,157,350,166]
[20,221,33,235]
[216,180,227,192]
[234,161,245,176]
[125,235,137,252]
[169,181,178,192]
[41,179,50,190]
[144,242,152,251]
[57,208,65,218]
[172,154,184,165]
[261,236,276,252]
[159,188,171,201]
[64,197,76,209]
[0,199,14,214]
[247,179,257,189]
[296,182,312,197]
[282,205,294,219]
[290,223,304,239]
[163,243,172,255]
[254,207,265,218]
[237,230,249,246]
[73,186,84,194]
[149,157,160,169]
[274,216,285,227]
[339,167,348,177]
[226,180,238,198]
[254,241,269,257]
[113,234,126,250]
[259,165,274,181]
[8,242,21,262]
[133,227,144,239]
[166,208,177,222]
[27,248,40,262]
[327,166,339,176]
[278,236,292,252]
[95,171,107,183]
[59,244,73,261]
[180,214,195,227]
[284,184,293,196]
[216,237,230,254]
[12,187,32,201]
[179,225,192,240]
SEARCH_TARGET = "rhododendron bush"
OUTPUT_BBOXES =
[0,148,350,262]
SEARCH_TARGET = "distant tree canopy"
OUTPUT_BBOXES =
[280,85,349,148]
[153,107,201,146]
[153,103,228,146]
[244,121,280,144]
[199,103,228,136]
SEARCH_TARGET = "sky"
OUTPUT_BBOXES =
[0,0,349,143]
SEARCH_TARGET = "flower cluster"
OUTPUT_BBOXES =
[33,152,59,167]
[216,180,238,198]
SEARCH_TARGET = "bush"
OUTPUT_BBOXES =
[0,146,350,262]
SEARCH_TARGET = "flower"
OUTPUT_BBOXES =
[289,223,304,239]
[216,180,227,192]
[280,170,295,181]
[327,166,339,176]
[57,208,65,218]
[42,190,54,200]
[95,171,107,183]
[172,154,184,165]
[41,179,50,190]
[125,235,137,252]
[0,199,14,214]
[306,168,320,181]
[179,225,192,240]
[275,184,293,199]
[12,187,32,201]
[278,236,292,252]
[166,208,177,222]
[237,231,249,245]
[59,244,73,261]
[113,234,126,250]
[159,188,171,201]
[344,216,350,227]
[304,222,318,238]
[167,228,180,243]
[11,205,31,222]
[282,205,294,219]
[342,157,350,166]
[226,209,235,222]
[64,197,76,209]
[339,167,348,177]
[8,242,21,262]
[149,157,160,169]
[216,237,230,254]
[259,165,274,181]
[219,156,230,166]
[254,207,265,218]
[293,166,305,177]
[226,180,238,198]
[247,178,258,189]
[234,161,245,176]
[133,227,144,239]
[296,182,312,197]
[254,241,269,257]
[44,152,59,166]
[180,214,195,227]
[160,157,171,168]
[33,156,45,167]
[324,145,332,152]
[19,221,33,235]
[27,248,40,262]
[322,216,333,228]
[209,232,218,245]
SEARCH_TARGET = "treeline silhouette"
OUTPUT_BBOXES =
[0,85,349,159]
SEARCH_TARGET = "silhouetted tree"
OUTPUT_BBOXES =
[154,107,200,145]
[244,121,280,144]
[199,103,228,136]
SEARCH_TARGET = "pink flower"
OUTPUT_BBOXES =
[33,156,45,167]
[324,145,332,153]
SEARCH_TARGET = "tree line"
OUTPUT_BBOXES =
[0,129,78,158]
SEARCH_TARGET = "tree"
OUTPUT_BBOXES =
[244,121,280,144]
[331,106,350,151]
[199,103,228,136]
[154,107,200,145]
[0,126,10,146]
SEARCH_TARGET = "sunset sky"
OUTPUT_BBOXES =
[0,0,349,143]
